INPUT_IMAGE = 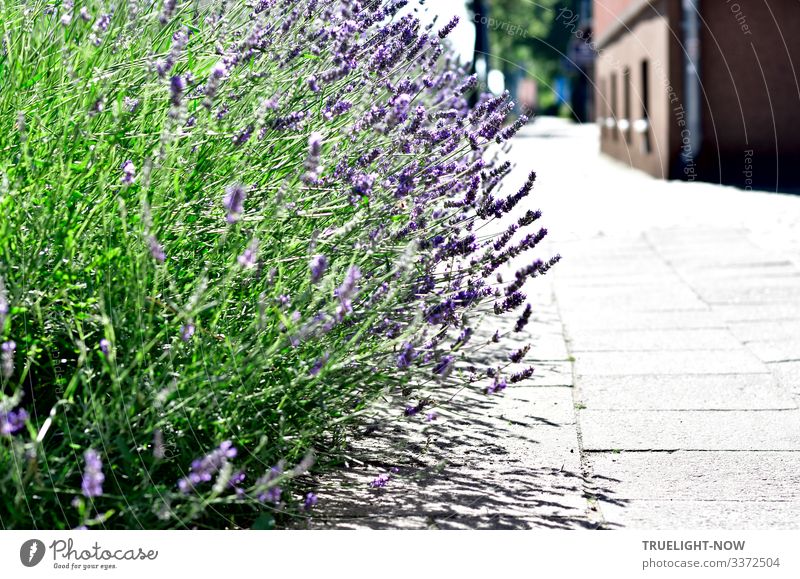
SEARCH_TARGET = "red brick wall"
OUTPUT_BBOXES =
[593,0,642,40]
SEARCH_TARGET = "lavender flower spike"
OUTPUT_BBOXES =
[203,61,228,109]
[1,340,16,378]
[81,449,105,498]
[309,254,328,284]
[121,160,136,185]
[433,354,454,378]
[335,265,361,319]
[303,492,318,510]
[159,0,176,25]
[178,440,237,494]
[369,473,390,488]
[0,407,28,436]
[303,132,323,183]
[237,239,259,268]
[223,183,248,223]
[256,464,284,504]
[438,16,460,39]
[180,323,195,342]
[148,235,166,262]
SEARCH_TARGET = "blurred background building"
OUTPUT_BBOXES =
[594,0,800,190]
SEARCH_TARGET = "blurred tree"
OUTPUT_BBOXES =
[471,0,582,111]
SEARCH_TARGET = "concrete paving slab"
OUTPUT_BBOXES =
[694,285,800,305]
[561,310,723,331]
[559,295,709,313]
[768,362,800,396]
[579,409,800,451]
[728,321,800,342]
[574,351,766,376]
[590,451,800,501]
[576,374,795,410]
[567,329,742,352]
[745,340,800,363]
[601,500,800,530]
[712,303,800,322]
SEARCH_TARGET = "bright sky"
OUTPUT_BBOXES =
[407,0,476,63]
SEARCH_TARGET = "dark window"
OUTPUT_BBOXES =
[610,72,618,141]
[641,59,652,153]
[623,67,631,143]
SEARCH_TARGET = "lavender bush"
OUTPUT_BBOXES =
[0,0,558,529]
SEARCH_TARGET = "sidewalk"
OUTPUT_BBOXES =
[304,118,800,529]
[521,118,800,529]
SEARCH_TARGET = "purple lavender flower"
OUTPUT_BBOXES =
[303,132,323,183]
[159,0,176,24]
[203,61,228,109]
[309,254,327,283]
[510,367,535,383]
[396,342,416,369]
[256,464,284,504]
[156,28,188,78]
[99,339,110,356]
[309,353,329,376]
[60,1,73,26]
[90,13,111,45]
[509,345,531,363]
[335,265,361,319]
[237,240,259,268]
[438,16,460,39]
[388,93,411,127]
[0,407,28,436]
[169,75,185,109]
[223,183,248,223]
[1,340,15,378]
[351,172,375,199]
[452,327,472,349]
[124,96,140,113]
[180,323,195,342]
[369,473,390,488]
[148,235,166,262]
[496,115,529,143]
[404,399,427,416]
[515,304,532,332]
[232,125,253,146]
[81,449,105,498]
[121,160,136,185]
[433,354,454,378]
[303,492,318,510]
[178,440,237,493]
[487,377,508,395]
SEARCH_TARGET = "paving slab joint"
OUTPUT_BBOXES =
[553,286,607,529]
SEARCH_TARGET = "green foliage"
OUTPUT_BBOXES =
[480,1,582,91]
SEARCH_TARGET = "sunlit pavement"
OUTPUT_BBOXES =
[511,117,800,528]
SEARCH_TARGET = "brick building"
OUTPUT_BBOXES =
[593,0,800,190]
